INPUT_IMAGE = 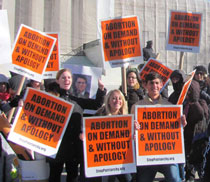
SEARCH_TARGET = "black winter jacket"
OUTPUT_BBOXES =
[48,83,106,162]
[168,70,187,104]
[184,80,209,154]
[49,87,83,162]
[119,85,144,113]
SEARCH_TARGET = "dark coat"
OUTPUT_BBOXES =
[119,85,144,113]
[47,82,106,162]
[126,86,144,113]
[197,78,210,105]
[48,87,83,162]
[184,80,209,154]
[168,70,187,104]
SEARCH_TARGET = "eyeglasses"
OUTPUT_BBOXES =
[128,76,137,80]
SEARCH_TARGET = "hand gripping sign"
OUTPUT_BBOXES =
[135,105,185,166]
[8,88,74,158]
[83,115,136,177]
[166,10,202,53]
[100,15,143,69]
[11,24,56,81]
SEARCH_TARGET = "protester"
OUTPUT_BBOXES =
[0,74,27,121]
[0,74,11,115]
[168,69,187,181]
[46,68,106,182]
[95,89,132,182]
[0,74,10,102]
[193,65,210,105]
[183,80,209,182]
[26,79,44,90]
[168,69,187,104]
[120,68,144,113]
[0,78,43,121]
[44,78,56,91]
[202,63,210,181]
[143,40,157,61]
[131,72,186,182]
[46,69,83,182]
[8,74,27,100]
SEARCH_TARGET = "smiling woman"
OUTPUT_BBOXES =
[94,89,132,182]
[96,89,127,116]
[56,68,72,90]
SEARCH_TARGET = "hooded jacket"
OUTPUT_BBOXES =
[197,78,210,105]
[184,80,209,153]
[168,70,187,104]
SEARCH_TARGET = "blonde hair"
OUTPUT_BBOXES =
[104,89,128,115]
[56,68,72,80]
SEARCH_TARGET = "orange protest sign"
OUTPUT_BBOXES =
[100,16,143,68]
[135,105,185,165]
[8,88,74,157]
[177,70,196,105]
[139,59,173,87]
[11,24,56,81]
[45,33,60,73]
[83,115,136,177]
[167,11,202,53]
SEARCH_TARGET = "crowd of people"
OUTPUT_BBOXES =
[1,63,210,182]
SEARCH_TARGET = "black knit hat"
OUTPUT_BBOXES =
[194,65,207,75]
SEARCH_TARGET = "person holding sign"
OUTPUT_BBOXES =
[169,70,187,105]
[46,69,83,182]
[95,89,132,182]
[0,74,10,102]
[184,80,209,182]
[119,68,144,113]
[47,68,106,182]
[193,65,210,105]
[168,69,187,181]
[131,72,186,182]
